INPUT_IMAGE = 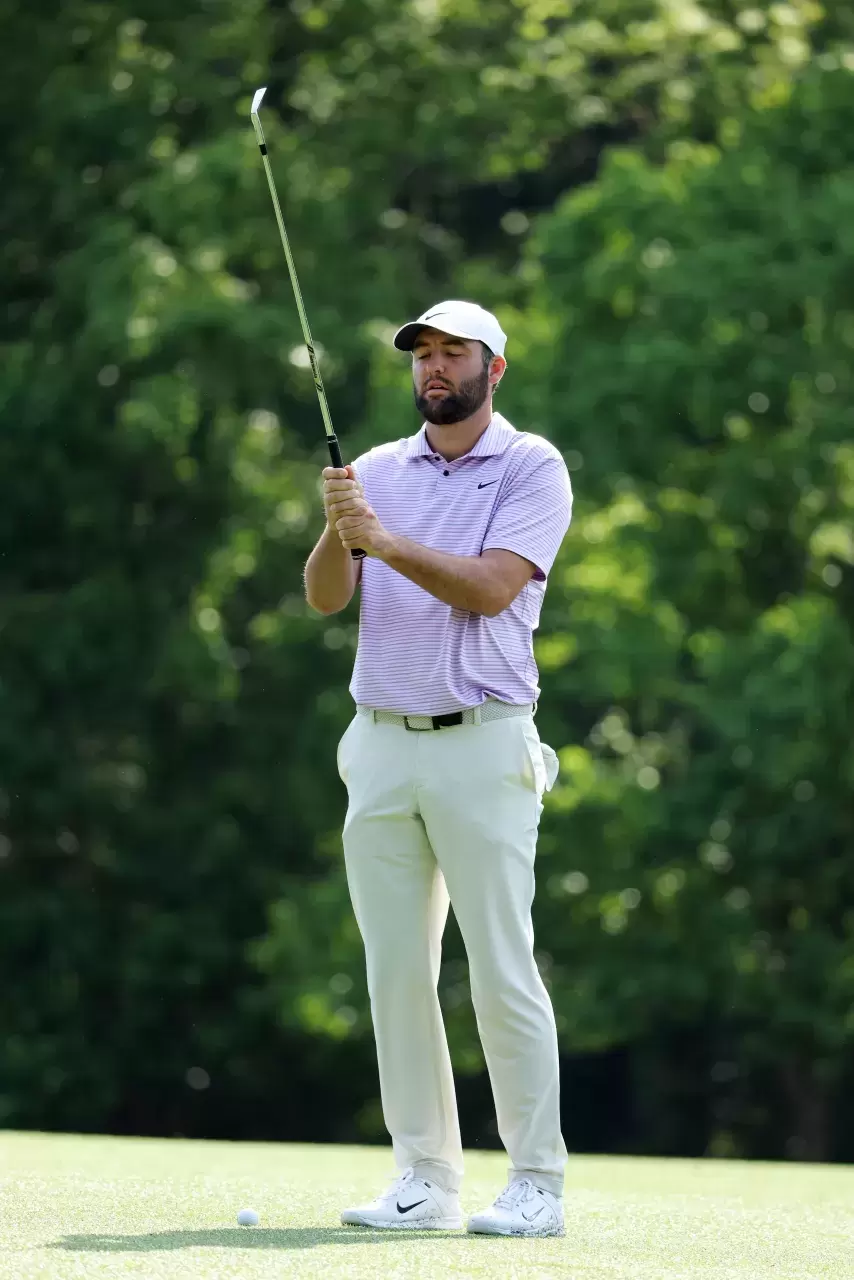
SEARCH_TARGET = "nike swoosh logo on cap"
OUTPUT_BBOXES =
[397,1198,428,1214]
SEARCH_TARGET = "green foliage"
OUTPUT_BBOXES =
[513,64,854,1156]
[2,0,853,1160]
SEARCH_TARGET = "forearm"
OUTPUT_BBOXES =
[304,525,360,615]
[377,534,503,616]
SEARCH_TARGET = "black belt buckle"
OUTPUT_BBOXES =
[431,712,463,730]
[403,711,464,731]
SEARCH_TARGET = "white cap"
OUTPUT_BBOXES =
[393,300,507,358]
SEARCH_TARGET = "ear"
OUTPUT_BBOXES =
[489,354,507,390]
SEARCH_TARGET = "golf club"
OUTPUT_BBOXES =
[250,86,364,560]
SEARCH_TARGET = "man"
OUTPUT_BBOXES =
[304,300,572,1237]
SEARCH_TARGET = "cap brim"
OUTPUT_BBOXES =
[393,320,482,351]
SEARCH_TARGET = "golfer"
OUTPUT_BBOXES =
[304,300,572,1236]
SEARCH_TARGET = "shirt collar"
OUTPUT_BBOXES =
[405,413,517,461]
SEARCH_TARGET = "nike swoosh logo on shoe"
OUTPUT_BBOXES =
[522,1205,546,1222]
[477,480,499,489]
[397,1198,428,1214]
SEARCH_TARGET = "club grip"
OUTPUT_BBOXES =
[327,435,365,561]
[327,436,345,470]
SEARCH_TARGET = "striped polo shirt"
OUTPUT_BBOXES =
[349,413,572,716]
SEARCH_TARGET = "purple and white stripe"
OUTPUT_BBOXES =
[348,413,573,716]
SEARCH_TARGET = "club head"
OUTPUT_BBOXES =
[250,87,268,146]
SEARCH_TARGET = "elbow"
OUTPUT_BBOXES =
[304,569,353,616]
[304,580,342,615]
[478,574,523,617]
[479,589,512,618]
[306,593,344,616]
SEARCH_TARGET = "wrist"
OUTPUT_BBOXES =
[373,530,399,562]
[324,522,349,556]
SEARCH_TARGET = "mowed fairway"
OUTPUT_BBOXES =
[1,1132,853,1280]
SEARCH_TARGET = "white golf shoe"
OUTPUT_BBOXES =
[466,1177,565,1237]
[341,1167,462,1230]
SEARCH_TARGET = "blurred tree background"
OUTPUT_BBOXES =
[2,0,853,1163]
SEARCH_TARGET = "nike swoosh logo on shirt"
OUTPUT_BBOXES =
[397,1198,428,1214]
[477,480,499,489]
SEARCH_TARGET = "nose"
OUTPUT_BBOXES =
[424,358,450,383]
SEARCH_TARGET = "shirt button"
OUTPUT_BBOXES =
[443,469,450,476]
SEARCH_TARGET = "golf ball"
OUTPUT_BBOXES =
[237,1208,260,1226]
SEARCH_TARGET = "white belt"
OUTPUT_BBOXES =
[356,700,534,731]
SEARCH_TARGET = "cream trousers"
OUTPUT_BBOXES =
[337,709,567,1196]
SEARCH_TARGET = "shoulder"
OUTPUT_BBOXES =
[353,437,412,482]
[492,413,565,468]
[514,431,565,465]
[503,429,569,484]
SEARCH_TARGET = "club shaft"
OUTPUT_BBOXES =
[258,151,335,442]
[254,130,363,559]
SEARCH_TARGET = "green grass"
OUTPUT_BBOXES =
[1,1132,853,1279]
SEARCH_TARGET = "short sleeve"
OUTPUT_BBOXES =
[482,452,573,581]
[350,451,370,487]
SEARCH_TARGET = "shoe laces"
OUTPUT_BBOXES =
[494,1178,537,1211]
[384,1167,416,1199]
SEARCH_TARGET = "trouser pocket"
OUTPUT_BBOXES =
[521,720,559,796]
[336,715,358,784]
[540,741,559,791]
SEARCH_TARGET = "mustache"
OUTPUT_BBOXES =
[414,366,490,425]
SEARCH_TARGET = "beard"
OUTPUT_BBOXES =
[414,366,490,425]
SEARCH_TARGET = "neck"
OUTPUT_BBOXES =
[425,401,494,462]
